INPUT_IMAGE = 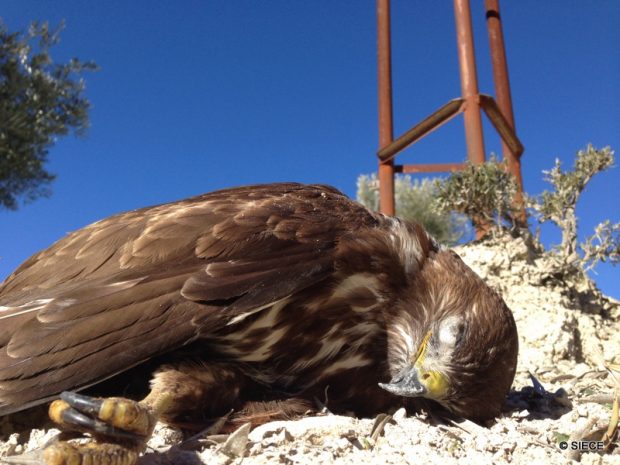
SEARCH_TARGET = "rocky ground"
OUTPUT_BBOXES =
[1,235,618,464]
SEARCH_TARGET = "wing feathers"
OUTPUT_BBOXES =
[0,183,384,414]
[0,303,198,415]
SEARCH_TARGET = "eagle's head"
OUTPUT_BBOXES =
[380,248,518,422]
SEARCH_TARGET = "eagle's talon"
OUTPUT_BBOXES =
[49,392,157,441]
[3,441,139,465]
[42,441,139,465]
[41,393,156,465]
[60,406,146,441]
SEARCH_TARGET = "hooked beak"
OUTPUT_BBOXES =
[379,365,426,398]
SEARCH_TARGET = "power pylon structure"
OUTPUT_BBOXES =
[376,0,525,224]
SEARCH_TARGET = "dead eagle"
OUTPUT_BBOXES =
[0,183,517,463]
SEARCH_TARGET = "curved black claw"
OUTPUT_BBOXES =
[60,405,144,441]
[60,391,104,415]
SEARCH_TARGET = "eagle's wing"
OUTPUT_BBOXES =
[0,183,379,414]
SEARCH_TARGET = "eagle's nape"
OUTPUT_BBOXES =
[0,183,518,464]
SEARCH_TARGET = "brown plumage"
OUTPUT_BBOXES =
[0,183,518,429]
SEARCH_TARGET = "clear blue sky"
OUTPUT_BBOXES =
[1,1,619,298]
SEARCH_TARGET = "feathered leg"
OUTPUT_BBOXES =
[8,362,249,465]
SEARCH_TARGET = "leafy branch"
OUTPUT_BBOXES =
[0,20,97,210]
[528,145,618,273]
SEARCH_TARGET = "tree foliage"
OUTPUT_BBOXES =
[528,145,619,272]
[0,21,97,210]
[356,174,468,246]
[433,155,519,235]
[431,145,618,276]
[580,220,620,272]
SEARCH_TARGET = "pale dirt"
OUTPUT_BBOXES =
[1,235,619,464]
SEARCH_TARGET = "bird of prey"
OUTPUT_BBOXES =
[0,183,518,465]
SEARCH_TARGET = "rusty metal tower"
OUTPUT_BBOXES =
[376,0,524,219]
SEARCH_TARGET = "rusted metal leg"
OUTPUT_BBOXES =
[454,0,485,166]
[377,0,395,216]
[454,0,487,238]
[485,0,526,225]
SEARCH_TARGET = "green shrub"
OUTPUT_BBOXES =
[361,146,619,278]
[433,155,519,235]
[528,145,619,273]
